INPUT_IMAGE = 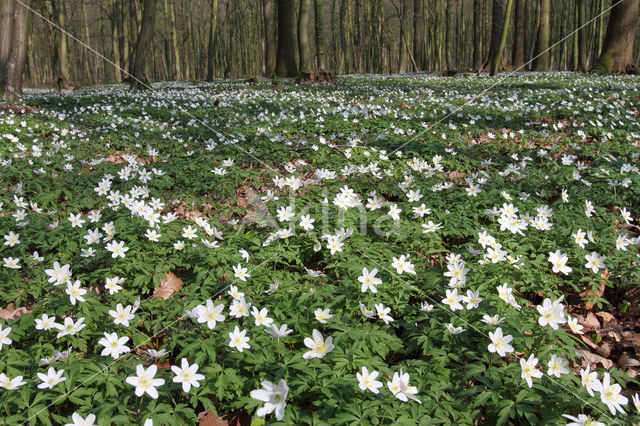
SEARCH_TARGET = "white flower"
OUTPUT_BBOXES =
[391,255,416,275]
[356,366,383,394]
[0,326,12,350]
[45,261,72,286]
[109,303,135,327]
[548,250,572,275]
[359,303,375,319]
[303,329,334,359]
[37,367,66,389]
[233,264,250,281]
[265,323,293,338]
[65,280,87,305]
[97,332,130,359]
[422,220,443,233]
[536,297,566,330]
[228,285,244,299]
[314,308,332,323]
[182,225,198,239]
[374,303,394,324]
[445,323,465,334]
[229,297,251,318]
[171,358,205,393]
[126,364,165,399]
[299,214,315,231]
[250,379,289,421]
[562,414,604,426]
[68,213,85,227]
[442,288,464,311]
[105,240,129,258]
[388,203,402,221]
[0,373,25,390]
[3,257,20,269]
[632,393,639,413]
[547,354,569,377]
[35,314,60,331]
[228,326,250,352]
[580,366,602,397]
[584,252,605,274]
[196,300,225,329]
[64,412,96,426]
[567,316,584,334]
[251,306,274,327]
[487,328,514,357]
[3,231,20,246]
[387,370,421,403]
[463,289,482,309]
[358,267,382,293]
[520,354,543,388]
[276,205,295,222]
[105,276,125,294]
[326,236,343,255]
[55,317,86,338]
[599,372,627,415]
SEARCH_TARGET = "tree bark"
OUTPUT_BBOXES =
[314,0,326,70]
[207,0,219,80]
[110,0,122,83]
[0,0,15,99]
[486,0,506,70]
[263,0,276,75]
[577,0,588,71]
[512,0,525,69]
[52,0,70,87]
[128,0,139,77]
[131,0,156,89]
[276,0,298,77]
[472,0,483,71]
[4,0,30,102]
[532,0,551,71]
[592,0,640,73]
[414,0,424,71]
[298,0,312,71]
[490,0,513,75]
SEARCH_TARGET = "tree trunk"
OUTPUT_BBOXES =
[532,0,551,71]
[0,0,15,99]
[314,0,326,70]
[169,0,181,80]
[207,0,220,80]
[486,0,506,70]
[512,0,525,69]
[577,0,588,71]
[5,0,30,103]
[490,0,513,75]
[131,0,156,89]
[276,0,298,77]
[397,0,407,73]
[129,0,139,77]
[298,0,312,71]
[263,0,276,75]
[52,0,70,87]
[110,0,122,83]
[472,0,483,71]
[592,0,640,73]
[414,0,424,71]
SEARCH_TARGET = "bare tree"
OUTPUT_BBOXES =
[298,0,312,71]
[2,0,30,102]
[264,0,277,76]
[314,0,326,70]
[532,0,550,71]
[276,0,297,77]
[206,0,219,80]
[490,0,513,75]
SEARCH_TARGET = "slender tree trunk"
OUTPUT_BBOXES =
[109,0,121,83]
[490,0,513,75]
[298,0,312,71]
[169,0,181,80]
[473,0,483,71]
[486,0,506,70]
[396,0,408,73]
[314,0,326,70]
[121,2,130,78]
[414,0,424,71]
[131,0,156,89]
[52,0,70,86]
[263,0,276,75]
[276,0,298,77]
[532,0,551,71]
[512,0,525,69]
[0,0,15,99]
[5,0,30,102]
[207,0,220,80]
[592,0,640,73]
[578,0,588,71]
[129,0,140,77]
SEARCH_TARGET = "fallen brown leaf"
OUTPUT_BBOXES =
[576,349,613,370]
[0,303,31,320]
[595,311,617,327]
[577,312,600,330]
[153,272,183,300]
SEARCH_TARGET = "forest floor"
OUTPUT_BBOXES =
[0,72,639,425]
